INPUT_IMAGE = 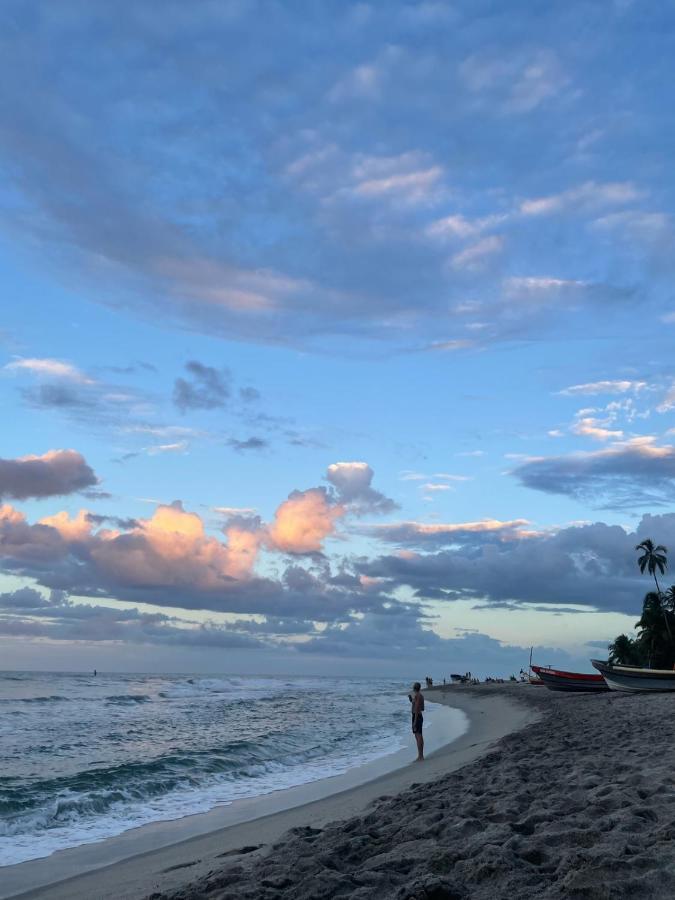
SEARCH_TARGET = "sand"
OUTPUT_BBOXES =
[10,683,675,899]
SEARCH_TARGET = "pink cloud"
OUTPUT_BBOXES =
[267,488,344,554]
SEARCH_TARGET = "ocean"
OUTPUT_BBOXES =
[0,671,444,866]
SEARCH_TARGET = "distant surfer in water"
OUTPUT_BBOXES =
[408,681,425,761]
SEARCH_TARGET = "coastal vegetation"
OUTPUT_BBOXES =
[608,539,675,669]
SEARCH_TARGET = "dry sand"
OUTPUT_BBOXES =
[11,684,675,899]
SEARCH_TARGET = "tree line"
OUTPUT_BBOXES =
[609,539,675,669]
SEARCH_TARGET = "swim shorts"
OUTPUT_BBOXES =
[412,713,423,734]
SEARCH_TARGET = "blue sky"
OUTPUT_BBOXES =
[2,0,675,675]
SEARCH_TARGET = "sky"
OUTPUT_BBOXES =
[2,0,675,676]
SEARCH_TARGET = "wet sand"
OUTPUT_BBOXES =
[3,688,532,900]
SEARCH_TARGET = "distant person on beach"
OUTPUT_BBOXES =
[408,682,425,761]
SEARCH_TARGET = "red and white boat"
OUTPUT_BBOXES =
[531,665,609,693]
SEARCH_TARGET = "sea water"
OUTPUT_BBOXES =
[0,672,430,865]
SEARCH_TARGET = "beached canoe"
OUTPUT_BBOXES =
[591,659,675,692]
[532,665,609,693]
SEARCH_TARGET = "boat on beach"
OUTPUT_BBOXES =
[591,658,675,692]
[531,665,608,693]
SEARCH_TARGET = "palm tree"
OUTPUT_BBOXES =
[635,592,670,667]
[608,633,643,666]
[664,585,675,613]
[636,539,672,640]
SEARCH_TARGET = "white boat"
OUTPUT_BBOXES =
[591,658,675,692]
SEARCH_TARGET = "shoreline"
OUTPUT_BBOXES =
[2,687,535,900]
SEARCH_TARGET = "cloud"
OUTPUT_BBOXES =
[657,386,675,413]
[239,386,260,402]
[0,1,671,358]
[0,461,391,613]
[362,518,531,548]
[352,165,443,204]
[426,339,475,352]
[591,210,671,243]
[267,488,344,554]
[504,276,588,298]
[426,213,505,241]
[358,512,675,615]
[173,361,230,412]
[520,181,641,217]
[0,586,58,609]
[511,437,675,508]
[0,450,98,500]
[0,462,395,608]
[4,357,93,383]
[0,583,592,673]
[326,461,398,515]
[9,363,157,436]
[297,614,582,673]
[146,441,188,455]
[571,417,624,441]
[450,235,504,269]
[459,48,569,114]
[86,513,139,530]
[559,380,646,396]
[22,383,98,410]
[228,436,268,452]
[0,586,271,651]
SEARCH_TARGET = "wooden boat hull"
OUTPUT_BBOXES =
[591,659,675,692]
[532,665,608,693]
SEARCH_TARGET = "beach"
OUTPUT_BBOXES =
[1,686,528,899]
[7,683,675,899]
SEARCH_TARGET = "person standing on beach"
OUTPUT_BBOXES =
[409,681,425,761]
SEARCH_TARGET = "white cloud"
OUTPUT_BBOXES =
[520,181,641,217]
[657,386,675,413]
[365,518,531,544]
[451,235,504,269]
[592,210,670,237]
[426,212,505,241]
[122,425,199,438]
[353,166,443,204]
[506,276,587,293]
[146,442,189,455]
[571,417,624,441]
[427,339,475,352]
[5,357,94,383]
[559,380,646,396]
[460,49,569,114]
